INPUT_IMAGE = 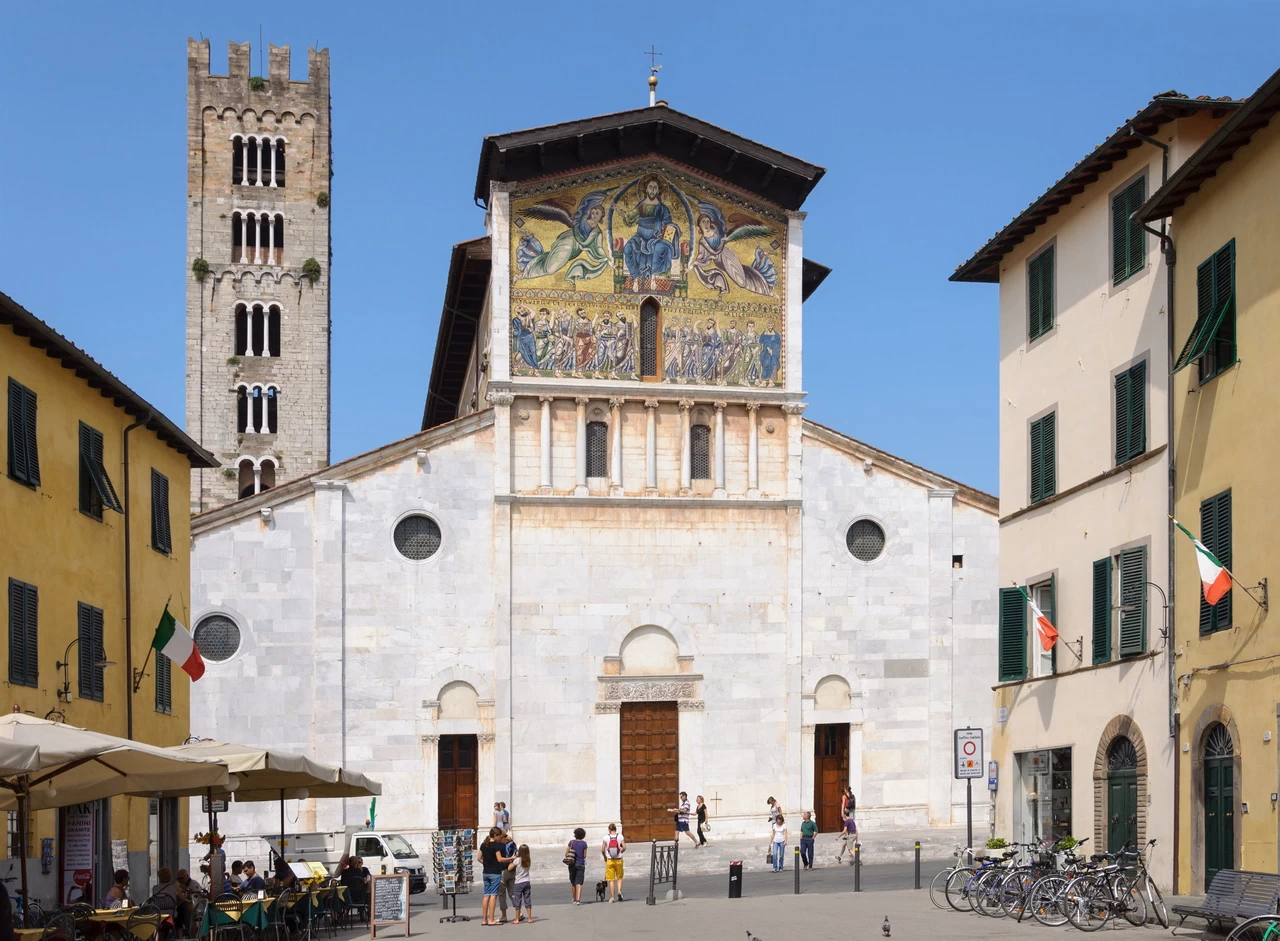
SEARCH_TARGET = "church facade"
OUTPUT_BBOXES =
[189,97,999,844]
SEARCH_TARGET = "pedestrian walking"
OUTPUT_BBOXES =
[479,828,511,926]
[511,845,533,924]
[666,791,699,848]
[770,815,788,872]
[601,823,626,902]
[799,811,817,869]
[695,795,709,846]
[841,786,856,821]
[564,827,588,904]
[834,813,858,863]
[497,828,517,923]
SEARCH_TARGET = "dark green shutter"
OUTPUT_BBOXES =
[999,587,1027,682]
[1046,574,1057,672]
[1115,362,1146,465]
[1093,557,1112,664]
[1030,413,1056,503]
[1199,490,1232,633]
[1029,246,1055,341]
[151,470,172,555]
[1029,419,1043,502]
[1119,546,1147,656]
[6,380,39,487]
[7,579,37,688]
[77,602,105,702]
[1177,242,1236,374]
[79,422,122,515]
[1112,177,1146,285]
[156,651,171,714]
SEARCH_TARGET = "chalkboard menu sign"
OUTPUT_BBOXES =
[370,873,410,938]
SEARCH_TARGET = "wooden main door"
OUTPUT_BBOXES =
[438,734,478,830]
[814,723,850,832]
[620,701,679,842]
[1204,723,1235,884]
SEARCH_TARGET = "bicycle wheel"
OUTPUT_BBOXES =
[1000,871,1036,919]
[973,869,1009,917]
[929,868,953,910]
[1227,914,1280,940]
[944,867,976,912]
[1026,874,1070,927]
[1145,876,1169,929]
[1065,875,1111,932]
[1119,878,1147,927]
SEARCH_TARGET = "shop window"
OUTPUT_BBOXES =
[1014,747,1072,845]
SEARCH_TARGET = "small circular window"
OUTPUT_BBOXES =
[193,615,241,662]
[394,514,442,561]
[846,519,886,562]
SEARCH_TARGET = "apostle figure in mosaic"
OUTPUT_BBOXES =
[722,319,745,383]
[759,320,782,382]
[612,313,635,374]
[689,202,777,297]
[574,309,596,373]
[533,308,555,368]
[663,319,681,378]
[701,319,725,383]
[680,318,701,380]
[516,190,614,283]
[551,309,576,372]
[742,320,762,382]
[512,306,540,369]
[617,176,680,290]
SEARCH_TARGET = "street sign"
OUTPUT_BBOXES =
[987,760,999,792]
[1026,750,1050,776]
[202,796,228,814]
[954,728,983,779]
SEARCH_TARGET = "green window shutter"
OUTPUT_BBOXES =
[79,422,122,515]
[1115,362,1146,465]
[1202,242,1237,380]
[151,470,172,555]
[156,651,172,714]
[1093,557,1113,664]
[21,385,38,486]
[1199,490,1232,633]
[8,579,37,688]
[1046,574,1057,672]
[1029,419,1043,502]
[6,380,39,487]
[77,602,105,702]
[1040,413,1056,499]
[1112,177,1146,285]
[1118,546,1147,656]
[999,586,1028,682]
[1114,369,1131,466]
[1028,247,1055,341]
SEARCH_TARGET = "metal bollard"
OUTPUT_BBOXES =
[914,840,921,889]
[853,842,861,892]
[794,846,800,895]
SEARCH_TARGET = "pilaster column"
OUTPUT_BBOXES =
[747,403,761,496]
[574,396,589,495]
[538,396,553,492]
[259,137,268,186]
[678,399,693,494]
[268,139,277,187]
[644,399,658,493]
[252,465,262,494]
[267,215,275,265]
[713,401,727,497]
[609,397,624,494]
[254,214,264,265]
[240,213,248,264]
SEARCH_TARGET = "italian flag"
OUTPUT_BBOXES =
[152,607,205,681]
[1174,519,1233,605]
[1016,585,1059,651]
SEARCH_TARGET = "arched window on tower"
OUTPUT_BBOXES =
[250,387,264,433]
[232,137,245,185]
[237,458,255,499]
[690,423,711,480]
[640,298,660,379]
[265,387,280,434]
[259,458,277,492]
[273,141,287,187]
[272,214,285,265]
[267,305,281,356]
[236,386,249,434]
[586,420,608,478]
[235,304,249,356]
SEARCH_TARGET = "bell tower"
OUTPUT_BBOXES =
[185,39,332,512]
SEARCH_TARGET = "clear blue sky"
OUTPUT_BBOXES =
[3,1,1277,495]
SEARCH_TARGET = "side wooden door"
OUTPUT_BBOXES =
[620,701,679,842]
[814,723,850,832]
[438,734,478,830]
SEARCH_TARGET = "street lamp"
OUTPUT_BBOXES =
[54,637,116,703]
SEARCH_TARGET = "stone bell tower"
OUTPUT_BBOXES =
[185,39,332,513]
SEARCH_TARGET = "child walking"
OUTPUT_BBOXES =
[512,845,533,924]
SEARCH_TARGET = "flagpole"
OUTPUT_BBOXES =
[1169,515,1268,609]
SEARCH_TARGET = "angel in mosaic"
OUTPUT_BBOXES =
[516,190,614,283]
[689,202,777,297]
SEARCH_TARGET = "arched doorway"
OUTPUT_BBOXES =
[1204,723,1235,883]
[1106,737,1138,852]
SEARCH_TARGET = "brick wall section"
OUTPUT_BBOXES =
[185,38,331,513]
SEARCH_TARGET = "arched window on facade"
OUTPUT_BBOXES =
[690,423,711,480]
[640,298,660,379]
[259,458,276,492]
[586,420,608,478]
[237,458,255,500]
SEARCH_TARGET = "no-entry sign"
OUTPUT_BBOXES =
[954,727,983,779]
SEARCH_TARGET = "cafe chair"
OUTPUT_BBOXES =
[126,903,164,941]
[39,912,76,941]
[209,894,245,941]
[263,888,299,941]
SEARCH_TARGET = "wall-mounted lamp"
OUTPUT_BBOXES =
[260,506,273,523]
[1266,731,1273,743]
[416,450,428,466]
[55,637,116,703]
[862,459,873,474]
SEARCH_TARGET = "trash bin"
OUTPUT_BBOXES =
[729,861,743,898]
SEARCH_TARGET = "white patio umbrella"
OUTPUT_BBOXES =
[0,715,230,923]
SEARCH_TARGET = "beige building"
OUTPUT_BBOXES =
[185,39,332,512]
[953,92,1240,888]
[1139,65,1280,893]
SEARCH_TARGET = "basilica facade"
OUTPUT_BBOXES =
[188,97,999,845]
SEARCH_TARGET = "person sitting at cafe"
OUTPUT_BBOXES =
[229,860,244,889]
[104,869,131,908]
[151,867,191,935]
[177,868,204,901]
[239,861,267,894]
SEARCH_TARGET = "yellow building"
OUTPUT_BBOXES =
[0,291,216,906]
[1139,67,1280,892]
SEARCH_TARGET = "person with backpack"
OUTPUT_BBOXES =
[600,824,626,902]
[497,829,518,923]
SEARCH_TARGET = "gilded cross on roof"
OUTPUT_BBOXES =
[644,45,662,71]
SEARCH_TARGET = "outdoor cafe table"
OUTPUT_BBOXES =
[16,929,43,941]
[201,896,277,933]
[83,909,163,941]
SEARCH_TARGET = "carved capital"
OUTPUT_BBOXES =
[677,700,705,711]
[712,401,727,412]
[746,402,761,414]
[643,398,659,410]
[781,403,807,415]
[420,734,440,745]
[594,701,623,714]
[677,399,694,412]
[477,731,496,744]
[486,391,515,408]
[538,395,555,405]
[608,397,626,409]
[574,396,591,407]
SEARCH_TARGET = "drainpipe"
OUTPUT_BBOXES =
[1128,124,1178,893]
[123,410,152,740]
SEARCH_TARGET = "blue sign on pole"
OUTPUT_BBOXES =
[987,760,999,792]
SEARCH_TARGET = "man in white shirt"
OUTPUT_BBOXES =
[666,791,700,848]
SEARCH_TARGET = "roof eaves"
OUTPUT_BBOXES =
[0,291,218,469]
[951,94,1244,284]
[422,237,491,431]
[1140,66,1280,221]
